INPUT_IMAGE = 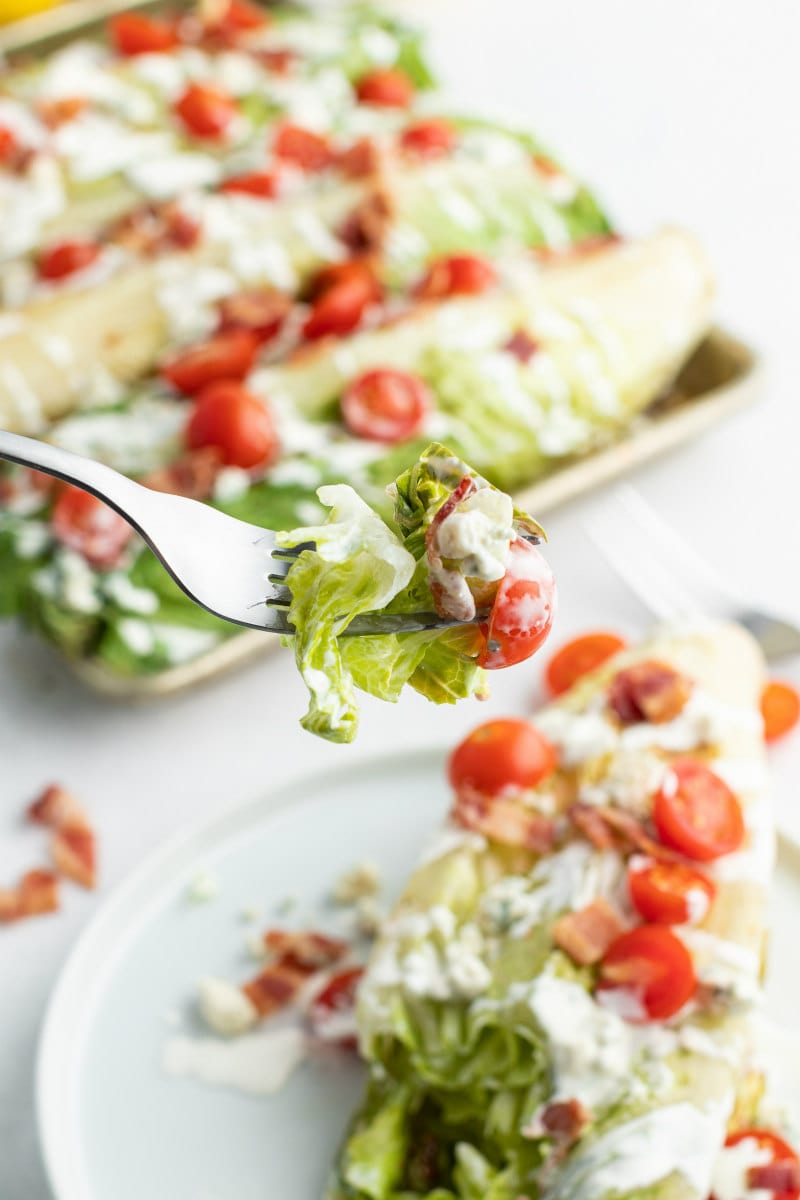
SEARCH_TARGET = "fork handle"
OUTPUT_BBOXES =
[0,429,151,532]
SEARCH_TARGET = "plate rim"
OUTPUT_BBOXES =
[35,744,799,1200]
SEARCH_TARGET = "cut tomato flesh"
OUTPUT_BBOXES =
[628,859,716,925]
[356,68,414,108]
[340,368,431,443]
[598,924,696,1021]
[653,760,745,861]
[109,12,178,55]
[38,240,100,281]
[175,83,237,139]
[162,330,259,395]
[478,539,556,670]
[415,254,497,299]
[186,381,279,469]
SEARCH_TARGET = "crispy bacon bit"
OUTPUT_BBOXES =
[609,661,693,724]
[747,1161,800,1191]
[28,784,90,831]
[52,826,96,890]
[553,899,626,966]
[425,476,480,621]
[541,1099,591,1143]
[19,869,60,916]
[0,889,20,923]
[339,190,394,254]
[504,330,539,363]
[242,961,308,1016]
[111,202,201,257]
[141,447,222,501]
[336,137,381,179]
[37,97,88,128]
[570,804,618,850]
[262,929,349,972]
[257,48,298,75]
[569,803,682,864]
[217,288,292,342]
[0,869,60,923]
[453,786,556,852]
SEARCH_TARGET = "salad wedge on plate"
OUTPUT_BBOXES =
[0,231,711,684]
[327,619,790,1199]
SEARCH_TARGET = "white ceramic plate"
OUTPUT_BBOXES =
[37,751,800,1200]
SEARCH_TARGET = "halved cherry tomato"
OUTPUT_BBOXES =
[273,124,334,172]
[186,381,279,469]
[38,240,101,281]
[340,368,431,443]
[161,330,259,395]
[761,680,800,743]
[308,966,364,1048]
[415,254,497,300]
[303,276,378,341]
[399,118,457,159]
[628,859,716,925]
[209,0,268,34]
[545,631,627,697]
[109,12,178,56]
[449,718,557,796]
[653,760,745,862]
[478,539,556,670]
[51,485,133,568]
[356,68,414,108]
[175,83,237,139]
[598,924,696,1021]
[306,259,381,302]
[0,126,20,165]
[217,289,291,343]
[721,1130,800,1200]
[220,170,281,199]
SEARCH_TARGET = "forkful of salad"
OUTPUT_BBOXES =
[0,433,555,739]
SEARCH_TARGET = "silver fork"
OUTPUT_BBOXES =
[584,484,800,661]
[0,430,473,637]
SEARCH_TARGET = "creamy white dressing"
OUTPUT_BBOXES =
[13,520,51,559]
[544,1103,726,1200]
[156,261,237,344]
[163,1026,307,1096]
[33,549,101,614]
[710,1138,772,1200]
[102,573,159,615]
[53,113,173,183]
[619,690,762,753]
[533,706,618,766]
[417,825,487,867]
[0,157,64,262]
[579,748,667,816]
[677,928,762,1005]
[50,397,186,475]
[213,466,252,503]
[127,152,221,199]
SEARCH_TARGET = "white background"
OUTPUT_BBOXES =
[2,1,800,1195]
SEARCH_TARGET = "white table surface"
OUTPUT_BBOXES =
[2,1,799,1195]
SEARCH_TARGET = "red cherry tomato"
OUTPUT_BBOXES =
[449,718,558,796]
[598,925,697,1021]
[545,632,627,697]
[308,967,364,1048]
[0,126,20,165]
[478,539,556,670]
[400,118,457,159]
[109,12,178,55]
[273,124,334,172]
[303,275,378,341]
[220,170,281,199]
[653,760,745,862]
[38,240,101,281]
[307,259,381,302]
[51,485,133,568]
[628,859,716,925]
[186,381,279,470]
[721,1130,800,1200]
[210,0,268,34]
[761,680,800,743]
[175,83,237,139]
[356,68,415,108]
[161,330,259,395]
[340,368,432,443]
[415,254,497,300]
